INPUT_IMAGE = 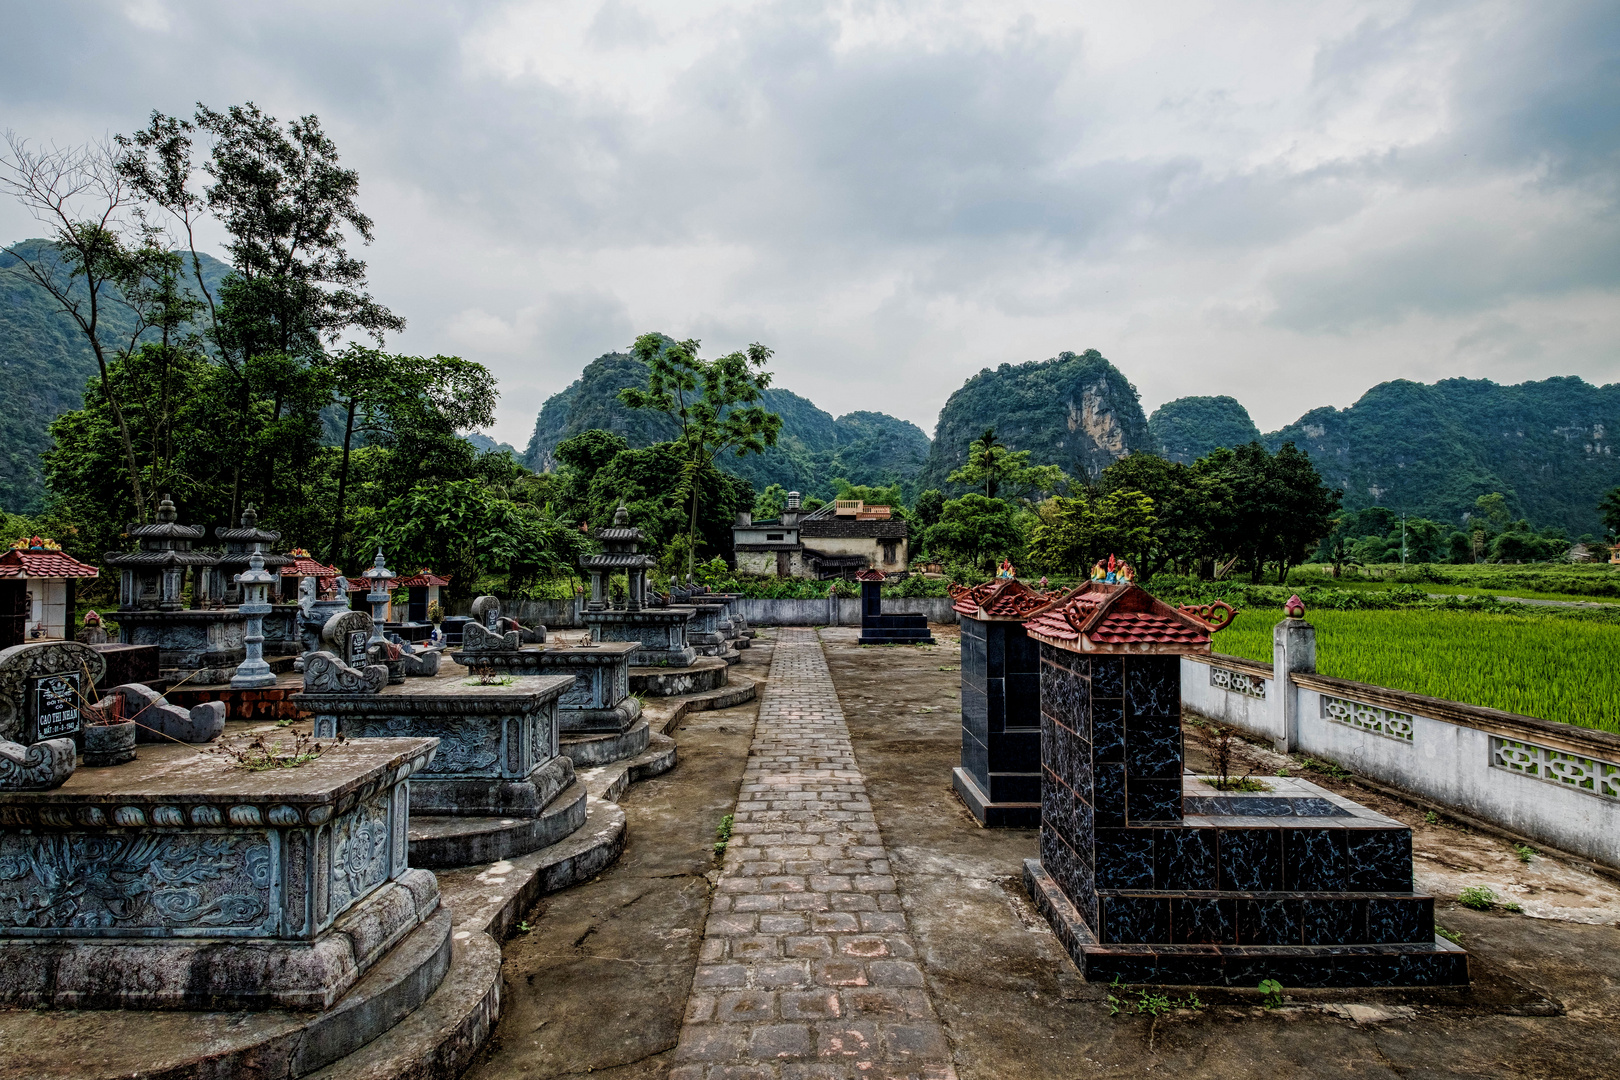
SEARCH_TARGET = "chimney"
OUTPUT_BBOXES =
[735,510,752,527]
[783,491,802,526]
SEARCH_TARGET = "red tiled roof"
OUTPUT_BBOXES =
[280,554,339,578]
[395,570,450,588]
[854,569,887,582]
[0,548,99,579]
[949,578,1063,620]
[1023,582,1227,654]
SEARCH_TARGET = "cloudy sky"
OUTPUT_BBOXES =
[3,0,1616,448]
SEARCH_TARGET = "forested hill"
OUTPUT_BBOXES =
[523,350,932,498]
[1149,395,1261,464]
[1262,376,1620,536]
[0,239,233,514]
[916,349,1153,492]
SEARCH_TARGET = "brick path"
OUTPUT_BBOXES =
[672,628,957,1080]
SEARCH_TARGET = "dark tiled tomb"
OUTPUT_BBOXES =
[855,569,934,645]
[1021,582,1467,987]
[950,578,1061,827]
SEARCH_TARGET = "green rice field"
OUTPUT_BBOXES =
[1210,609,1620,734]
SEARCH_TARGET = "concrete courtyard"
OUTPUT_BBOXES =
[466,627,1620,1080]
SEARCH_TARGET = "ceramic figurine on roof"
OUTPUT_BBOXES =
[997,558,1015,579]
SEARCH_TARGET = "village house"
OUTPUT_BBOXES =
[732,491,909,579]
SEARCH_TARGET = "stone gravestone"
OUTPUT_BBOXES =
[0,641,106,746]
[322,609,375,670]
[471,594,501,630]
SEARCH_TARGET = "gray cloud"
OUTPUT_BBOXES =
[2,0,1617,444]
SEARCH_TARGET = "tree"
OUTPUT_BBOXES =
[948,426,1067,500]
[923,495,1021,574]
[1599,486,1620,539]
[911,489,945,533]
[753,483,788,522]
[324,345,497,565]
[619,333,782,577]
[1028,489,1158,576]
[1,133,152,518]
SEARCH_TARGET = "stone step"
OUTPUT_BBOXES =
[1092,889,1436,946]
[630,657,730,696]
[1026,859,1467,987]
[0,903,456,1080]
[408,781,589,869]
[560,716,651,767]
[577,732,678,802]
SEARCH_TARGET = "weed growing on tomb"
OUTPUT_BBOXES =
[1298,756,1352,781]
[1424,810,1440,825]
[714,814,734,857]
[516,921,532,933]
[1105,979,1205,1018]
[211,731,341,771]
[1458,886,1498,910]
[1513,843,1537,863]
[1436,926,1462,944]
[1257,979,1284,1009]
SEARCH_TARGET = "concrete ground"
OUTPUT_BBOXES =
[471,626,1620,1080]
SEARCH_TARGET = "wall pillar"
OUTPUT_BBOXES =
[1271,617,1317,754]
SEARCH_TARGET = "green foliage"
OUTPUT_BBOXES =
[1027,489,1157,575]
[947,427,1068,500]
[923,495,1022,573]
[1457,886,1498,911]
[1265,376,1620,536]
[1513,844,1537,864]
[753,483,788,522]
[1257,979,1284,1008]
[919,349,1153,492]
[911,489,944,532]
[1149,395,1261,464]
[524,348,929,499]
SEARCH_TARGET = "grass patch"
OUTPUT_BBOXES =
[1211,608,1620,733]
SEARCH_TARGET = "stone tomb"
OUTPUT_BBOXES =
[295,657,585,868]
[0,734,442,1010]
[950,578,1061,827]
[855,569,935,645]
[581,507,698,667]
[1020,582,1467,986]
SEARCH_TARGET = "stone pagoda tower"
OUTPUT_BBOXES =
[580,507,696,667]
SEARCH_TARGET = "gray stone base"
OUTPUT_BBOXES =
[408,780,589,869]
[953,767,1041,828]
[561,717,652,767]
[0,868,441,1011]
[410,753,574,818]
[630,657,730,696]
[0,901,455,1080]
[560,693,642,735]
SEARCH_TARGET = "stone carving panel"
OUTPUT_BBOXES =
[0,738,76,790]
[0,831,273,935]
[327,790,392,917]
[1491,737,1620,799]
[302,651,387,695]
[1210,666,1267,700]
[342,715,505,777]
[1320,695,1414,742]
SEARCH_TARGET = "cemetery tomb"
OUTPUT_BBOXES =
[294,651,586,868]
[855,568,935,645]
[208,506,298,656]
[581,507,698,667]
[0,537,100,644]
[950,577,1063,826]
[103,495,249,682]
[1020,581,1468,987]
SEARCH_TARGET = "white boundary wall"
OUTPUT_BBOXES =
[1184,638,1620,870]
[451,596,960,628]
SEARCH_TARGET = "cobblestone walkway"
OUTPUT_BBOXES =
[673,628,957,1080]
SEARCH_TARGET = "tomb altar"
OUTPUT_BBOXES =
[950,578,1062,826]
[1020,582,1467,987]
[855,569,934,645]
[581,508,697,667]
[0,734,442,1010]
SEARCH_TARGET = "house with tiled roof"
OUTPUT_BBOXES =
[732,492,910,580]
[1021,581,1233,653]
[0,538,100,644]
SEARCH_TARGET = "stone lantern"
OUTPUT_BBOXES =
[230,547,278,689]
[363,549,395,647]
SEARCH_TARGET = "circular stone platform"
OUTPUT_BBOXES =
[630,656,730,696]
[561,716,652,767]
[408,780,589,869]
[0,903,453,1080]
